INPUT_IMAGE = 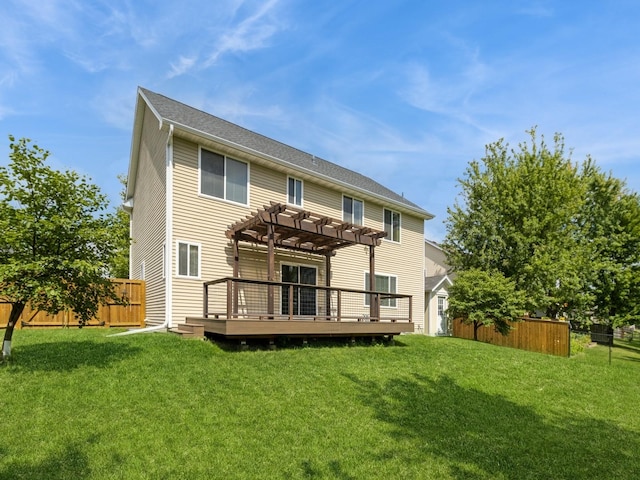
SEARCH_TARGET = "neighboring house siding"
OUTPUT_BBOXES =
[424,241,449,277]
[130,105,167,324]
[426,285,450,335]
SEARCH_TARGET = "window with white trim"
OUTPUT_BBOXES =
[287,177,303,206]
[364,272,397,307]
[383,208,400,243]
[200,148,248,204]
[177,241,200,278]
[343,195,364,225]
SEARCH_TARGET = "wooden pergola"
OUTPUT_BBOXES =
[226,202,388,319]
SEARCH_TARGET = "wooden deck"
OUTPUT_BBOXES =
[185,276,414,342]
[184,316,413,339]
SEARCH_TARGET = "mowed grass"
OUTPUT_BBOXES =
[1,330,639,480]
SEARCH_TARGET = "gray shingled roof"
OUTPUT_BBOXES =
[139,87,432,217]
[425,274,451,292]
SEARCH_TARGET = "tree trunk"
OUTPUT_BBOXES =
[473,320,479,341]
[2,302,25,360]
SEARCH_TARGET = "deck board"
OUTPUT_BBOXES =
[185,317,413,338]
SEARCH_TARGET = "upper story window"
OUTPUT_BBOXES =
[200,148,248,205]
[287,177,303,206]
[383,208,401,243]
[343,195,364,225]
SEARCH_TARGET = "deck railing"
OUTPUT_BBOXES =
[203,277,412,323]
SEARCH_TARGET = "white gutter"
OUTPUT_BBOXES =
[110,123,175,337]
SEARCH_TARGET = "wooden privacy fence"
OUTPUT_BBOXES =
[452,317,570,357]
[0,279,145,329]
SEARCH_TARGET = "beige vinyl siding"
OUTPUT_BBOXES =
[425,241,449,277]
[426,285,449,335]
[130,104,168,324]
[168,134,425,328]
[331,204,426,332]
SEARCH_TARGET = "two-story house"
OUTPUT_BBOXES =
[125,87,433,339]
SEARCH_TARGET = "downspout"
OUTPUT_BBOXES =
[165,123,174,330]
[111,123,174,337]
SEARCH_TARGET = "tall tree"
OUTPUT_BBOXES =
[443,128,589,318]
[579,163,640,327]
[444,129,640,325]
[447,269,525,341]
[108,174,131,279]
[0,136,121,360]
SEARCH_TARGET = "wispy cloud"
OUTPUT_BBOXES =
[166,0,284,78]
[203,0,282,66]
[517,3,554,18]
[168,56,198,79]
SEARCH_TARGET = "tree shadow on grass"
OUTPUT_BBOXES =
[0,440,92,480]
[613,341,640,356]
[4,340,141,372]
[346,373,640,480]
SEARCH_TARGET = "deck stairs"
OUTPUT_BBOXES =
[170,319,205,339]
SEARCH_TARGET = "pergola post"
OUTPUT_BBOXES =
[267,223,275,317]
[233,238,239,317]
[369,244,379,321]
[325,252,332,320]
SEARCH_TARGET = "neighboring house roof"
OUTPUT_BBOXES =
[425,274,453,292]
[127,87,433,219]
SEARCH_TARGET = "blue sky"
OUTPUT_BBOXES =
[1,0,639,242]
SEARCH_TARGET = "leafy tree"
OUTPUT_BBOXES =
[0,136,121,360]
[108,174,130,279]
[444,128,640,326]
[447,269,526,341]
[579,163,640,327]
[443,129,591,318]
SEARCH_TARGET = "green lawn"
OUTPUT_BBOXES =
[1,330,639,479]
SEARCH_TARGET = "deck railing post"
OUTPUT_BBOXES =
[288,283,294,321]
[337,290,341,322]
[203,282,208,318]
[372,294,380,321]
[226,279,233,319]
[409,296,412,322]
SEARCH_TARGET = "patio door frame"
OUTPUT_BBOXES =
[281,263,317,316]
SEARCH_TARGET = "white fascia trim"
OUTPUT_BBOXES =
[126,88,166,203]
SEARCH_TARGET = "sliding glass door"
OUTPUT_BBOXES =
[281,265,317,316]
